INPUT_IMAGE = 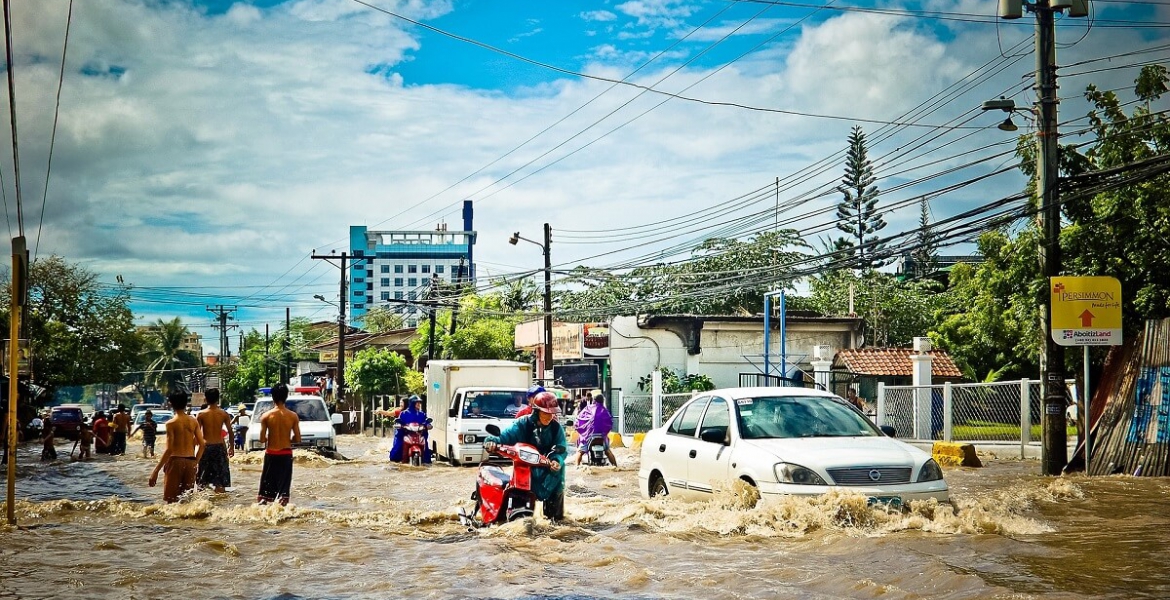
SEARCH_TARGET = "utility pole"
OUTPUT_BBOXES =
[283,307,290,384]
[449,258,465,337]
[264,324,270,385]
[6,235,25,525]
[992,0,1087,475]
[543,223,553,380]
[207,305,238,364]
[312,251,355,405]
[428,274,438,361]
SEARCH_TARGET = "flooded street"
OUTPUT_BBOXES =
[1,435,1168,599]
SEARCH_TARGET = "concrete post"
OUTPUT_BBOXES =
[616,388,625,436]
[812,359,832,392]
[943,381,953,442]
[911,337,934,440]
[876,382,886,428]
[651,369,663,430]
[1021,378,1031,458]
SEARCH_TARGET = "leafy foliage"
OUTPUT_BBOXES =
[834,126,887,268]
[345,347,409,398]
[794,270,949,349]
[141,317,200,393]
[1,256,146,392]
[638,368,715,393]
[223,329,280,404]
[358,306,405,333]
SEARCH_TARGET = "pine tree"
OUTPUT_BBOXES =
[910,197,937,278]
[835,125,887,268]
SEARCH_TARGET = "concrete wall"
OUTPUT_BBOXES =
[609,316,859,395]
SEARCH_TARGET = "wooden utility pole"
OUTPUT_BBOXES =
[312,252,358,404]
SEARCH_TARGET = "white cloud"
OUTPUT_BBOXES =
[580,10,618,23]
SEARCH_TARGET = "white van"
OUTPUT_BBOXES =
[244,394,343,453]
[426,360,532,465]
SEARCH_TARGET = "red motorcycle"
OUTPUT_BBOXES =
[458,424,551,526]
[394,418,432,467]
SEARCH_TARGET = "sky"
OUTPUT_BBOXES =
[0,0,1166,355]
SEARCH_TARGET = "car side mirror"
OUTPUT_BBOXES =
[331,413,343,425]
[880,425,897,437]
[699,428,727,445]
[485,424,501,436]
[448,408,457,418]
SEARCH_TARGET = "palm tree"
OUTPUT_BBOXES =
[144,318,193,394]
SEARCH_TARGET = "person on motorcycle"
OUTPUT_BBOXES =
[574,390,618,467]
[389,396,432,463]
[483,391,566,520]
[511,384,545,419]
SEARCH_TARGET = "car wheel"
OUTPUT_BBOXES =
[448,446,460,467]
[649,473,668,497]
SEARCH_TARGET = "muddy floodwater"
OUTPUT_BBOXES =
[1,435,1168,599]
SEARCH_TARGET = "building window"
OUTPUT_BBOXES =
[394,265,403,274]
[354,303,365,309]
[408,278,417,287]
[421,265,431,274]
[394,292,404,300]
[381,265,389,273]
[408,265,418,274]
[354,277,364,283]
[381,278,390,287]
[436,265,445,274]
[408,291,417,300]
[381,291,390,301]
[353,290,363,297]
[394,277,403,287]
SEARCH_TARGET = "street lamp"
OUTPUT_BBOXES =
[313,294,345,406]
[510,224,553,380]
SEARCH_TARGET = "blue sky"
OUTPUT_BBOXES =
[1,0,1166,354]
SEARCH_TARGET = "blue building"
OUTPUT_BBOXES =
[349,200,475,327]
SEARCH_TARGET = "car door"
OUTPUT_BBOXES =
[654,397,708,500]
[686,396,732,496]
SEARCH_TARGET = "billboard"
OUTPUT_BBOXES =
[582,323,610,357]
[554,363,600,389]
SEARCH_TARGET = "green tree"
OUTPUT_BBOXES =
[835,125,887,269]
[910,197,938,279]
[794,269,949,348]
[1,256,146,393]
[142,317,199,393]
[223,329,279,403]
[638,368,715,393]
[345,347,409,399]
[358,306,405,333]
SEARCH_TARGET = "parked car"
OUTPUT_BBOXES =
[130,403,161,421]
[132,410,174,437]
[49,406,85,441]
[244,394,342,453]
[638,387,949,506]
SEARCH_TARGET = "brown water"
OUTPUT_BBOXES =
[1,435,1167,599]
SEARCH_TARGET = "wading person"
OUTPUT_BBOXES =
[483,391,567,521]
[112,407,131,455]
[132,411,158,458]
[256,384,300,506]
[41,422,57,461]
[196,388,234,493]
[92,411,111,454]
[78,423,93,461]
[149,391,205,503]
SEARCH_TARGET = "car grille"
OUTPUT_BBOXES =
[827,467,912,485]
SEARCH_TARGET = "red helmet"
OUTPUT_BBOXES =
[530,391,560,415]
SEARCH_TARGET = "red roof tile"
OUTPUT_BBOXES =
[834,348,964,379]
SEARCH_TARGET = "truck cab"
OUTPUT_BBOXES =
[426,360,532,465]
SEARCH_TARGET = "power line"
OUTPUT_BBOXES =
[34,0,74,262]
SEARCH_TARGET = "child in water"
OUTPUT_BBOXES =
[40,422,57,461]
[77,423,93,461]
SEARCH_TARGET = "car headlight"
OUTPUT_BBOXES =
[774,463,828,485]
[315,438,331,447]
[461,434,478,444]
[917,459,944,482]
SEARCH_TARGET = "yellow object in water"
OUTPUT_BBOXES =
[932,441,982,467]
[630,432,646,452]
[608,432,625,448]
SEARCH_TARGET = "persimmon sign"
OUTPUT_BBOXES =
[1050,276,1122,346]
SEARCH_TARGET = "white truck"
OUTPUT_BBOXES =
[427,360,532,465]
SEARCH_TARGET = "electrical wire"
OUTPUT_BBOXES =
[34,0,74,262]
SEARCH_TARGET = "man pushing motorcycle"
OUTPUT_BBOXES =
[482,391,566,520]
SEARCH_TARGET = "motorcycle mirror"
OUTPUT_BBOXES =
[425,417,433,424]
[485,424,501,436]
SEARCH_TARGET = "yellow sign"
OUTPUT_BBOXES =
[1050,276,1122,346]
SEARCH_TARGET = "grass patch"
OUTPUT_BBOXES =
[952,421,1078,441]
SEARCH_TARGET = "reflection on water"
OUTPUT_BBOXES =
[1,436,1168,599]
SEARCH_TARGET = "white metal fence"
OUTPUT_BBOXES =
[616,390,698,434]
[877,379,1049,457]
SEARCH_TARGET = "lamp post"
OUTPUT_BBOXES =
[314,294,345,405]
[510,224,553,379]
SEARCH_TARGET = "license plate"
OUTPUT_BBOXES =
[867,495,903,510]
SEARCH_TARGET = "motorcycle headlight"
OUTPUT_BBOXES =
[517,449,543,465]
[774,463,827,486]
[917,459,944,482]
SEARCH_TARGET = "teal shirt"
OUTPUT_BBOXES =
[486,414,567,501]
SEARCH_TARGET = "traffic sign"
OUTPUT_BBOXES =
[1050,276,1122,346]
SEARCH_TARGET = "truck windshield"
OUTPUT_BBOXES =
[252,398,330,422]
[462,391,527,419]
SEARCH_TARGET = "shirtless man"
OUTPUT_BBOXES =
[195,389,234,493]
[111,407,132,455]
[256,383,301,506]
[148,391,205,503]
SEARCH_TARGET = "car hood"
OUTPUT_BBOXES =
[739,436,927,468]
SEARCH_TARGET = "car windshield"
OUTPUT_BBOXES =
[461,391,527,419]
[51,409,83,422]
[136,411,173,424]
[252,398,329,422]
[735,395,880,439]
